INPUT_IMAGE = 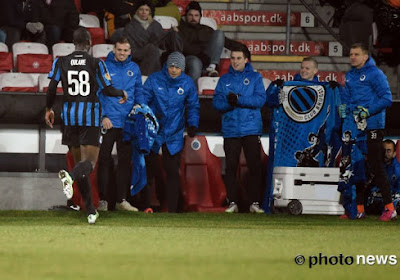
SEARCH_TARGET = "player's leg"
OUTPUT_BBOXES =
[97,128,117,208]
[161,145,182,213]
[223,137,242,213]
[242,135,264,213]
[115,131,138,211]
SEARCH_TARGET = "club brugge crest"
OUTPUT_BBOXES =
[280,85,325,122]
[190,138,201,151]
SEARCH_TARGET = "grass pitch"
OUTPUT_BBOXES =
[0,211,398,280]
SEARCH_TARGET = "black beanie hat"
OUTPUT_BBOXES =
[185,1,202,16]
[133,0,156,18]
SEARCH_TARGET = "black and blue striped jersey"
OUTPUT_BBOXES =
[47,51,114,127]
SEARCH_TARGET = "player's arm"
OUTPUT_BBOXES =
[96,60,127,102]
[46,58,61,128]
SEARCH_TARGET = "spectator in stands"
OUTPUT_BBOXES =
[340,43,395,221]
[106,0,136,43]
[37,0,80,51]
[212,45,266,214]
[0,0,46,49]
[177,1,243,81]
[143,52,199,212]
[121,0,183,75]
[106,0,180,43]
[97,37,144,212]
[45,27,128,224]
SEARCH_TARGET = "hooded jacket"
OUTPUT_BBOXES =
[342,57,392,130]
[98,51,144,128]
[212,62,266,138]
[143,64,200,155]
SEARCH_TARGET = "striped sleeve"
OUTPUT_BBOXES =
[48,58,61,82]
[96,59,112,90]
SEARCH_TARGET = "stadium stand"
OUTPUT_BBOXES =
[197,76,219,96]
[38,74,63,94]
[52,43,75,59]
[12,42,52,73]
[92,44,114,59]
[78,14,105,45]
[0,73,38,92]
[199,17,218,30]
[0,43,13,73]
[1,0,400,211]
[153,16,179,29]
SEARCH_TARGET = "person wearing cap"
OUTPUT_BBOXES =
[122,0,183,75]
[212,45,266,214]
[177,1,244,81]
[142,51,200,212]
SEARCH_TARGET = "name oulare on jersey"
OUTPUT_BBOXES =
[70,59,86,66]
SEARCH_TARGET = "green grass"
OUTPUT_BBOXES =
[0,211,399,280]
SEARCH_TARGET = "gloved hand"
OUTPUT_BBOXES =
[187,126,197,137]
[227,92,238,106]
[328,80,340,89]
[33,22,44,33]
[353,106,370,119]
[338,104,346,118]
[272,79,284,87]
[26,22,37,34]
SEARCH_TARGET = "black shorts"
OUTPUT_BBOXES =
[62,126,101,147]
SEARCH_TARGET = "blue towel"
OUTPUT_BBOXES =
[123,104,159,196]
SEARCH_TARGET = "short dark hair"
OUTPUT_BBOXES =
[302,56,318,68]
[383,139,396,151]
[114,37,131,47]
[230,44,251,60]
[73,27,91,46]
[350,43,369,55]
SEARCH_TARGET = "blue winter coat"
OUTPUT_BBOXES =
[143,64,200,155]
[212,63,266,138]
[341,57,392,130]
[98,51,144,128]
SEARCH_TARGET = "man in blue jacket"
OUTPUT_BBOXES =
[97,37,144,212]
[212,45,266,213]
[340,43,395,221]
[266,57,320,107]
[143,51,200,213]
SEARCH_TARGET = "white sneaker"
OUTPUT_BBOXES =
[58,170,73,199]
[225,202,238,213]
[97,200,108,211]
[116,200,138,212]
[249,202,264,213]
[87,211,99,224]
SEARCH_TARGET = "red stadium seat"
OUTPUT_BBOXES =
[179,135,227,212]
[38,73,63,94]
[197,77,219,95]
[66,151,100,210]
[396,140,400,163]
[0,73,38,92]
[87,28,106,45]
[0,52,13,72]
[12,42,52,73]
[237,145,268,211]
